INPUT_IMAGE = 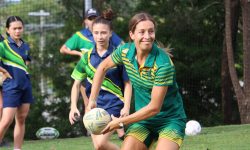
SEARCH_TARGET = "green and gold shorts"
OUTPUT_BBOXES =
[125,118,186,148]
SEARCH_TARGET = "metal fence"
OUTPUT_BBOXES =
[0,0,225,139]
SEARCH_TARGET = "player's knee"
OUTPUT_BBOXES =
[93,140,107,150]
[122,136,148,150]
[93,144,104,150]
[15,114,27,124]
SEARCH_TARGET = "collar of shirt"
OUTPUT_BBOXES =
[127,42,158,68]
[81,28,94,42]
[82,28,92,35]
[91,42,115,58]
[7,36,24,47]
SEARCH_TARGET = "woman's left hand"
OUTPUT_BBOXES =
[86,100,97,112]
[101,115,120,134]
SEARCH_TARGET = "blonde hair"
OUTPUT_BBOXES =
[156,41,174,58]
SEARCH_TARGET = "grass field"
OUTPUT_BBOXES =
[1,124,250,150]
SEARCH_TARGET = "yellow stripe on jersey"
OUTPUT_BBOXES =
[76,32,92,42]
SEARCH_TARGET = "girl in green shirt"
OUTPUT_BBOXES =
[87,12,186,150]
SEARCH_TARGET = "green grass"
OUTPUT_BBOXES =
[2,124,250,150]
[181,124,250,150]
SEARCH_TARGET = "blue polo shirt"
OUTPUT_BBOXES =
[0,36,31,90]
[66,28,123,51]
[71,43,129,117]
[80,28,94,42]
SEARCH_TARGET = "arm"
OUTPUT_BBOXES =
[122,86,167,123]
[69,80,81,125]
[120,80,132,117]
[79,85,89,112]
[102,85,168,134]
[60,45,82,57]
[87,55,117,111]
[0,46,11,79]
[0,67,12,79]
[26,61,30,65]
[0,67,7,73]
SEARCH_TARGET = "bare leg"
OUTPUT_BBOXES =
[121,136,148,150]
[0,107,17,141]
[80,85,90,136]
[116,128,125,140]
[0,91,2,120]
[155,138,179,150]
[91,131,119,150]
[14,104,30,149]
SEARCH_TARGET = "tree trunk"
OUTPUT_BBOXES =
[93,0,105,12]
[221,42,233,124]
[221,0,240,124]
[225,0,250,124]
[240,0,250,123]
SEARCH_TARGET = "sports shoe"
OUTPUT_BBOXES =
[0,140,10,147]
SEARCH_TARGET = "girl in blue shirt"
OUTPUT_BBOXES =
[69,11,132,150]
[0,34,4,120]
[0,16,33,150]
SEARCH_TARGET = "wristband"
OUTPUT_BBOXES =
[119,122,124,129]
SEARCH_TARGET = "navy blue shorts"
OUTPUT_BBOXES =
[2,85,33,108]
[97,105,122,118]
[105,106,122,118]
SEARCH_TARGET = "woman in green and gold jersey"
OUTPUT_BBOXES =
[87,12,187,150]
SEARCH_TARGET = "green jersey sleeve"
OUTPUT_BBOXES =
[111,46,123,65]
[154,63,175,86]
[65,32,93,52]
[0,42,4,60]
[71,56,87,81]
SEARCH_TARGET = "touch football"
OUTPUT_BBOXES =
[83,108,111,135]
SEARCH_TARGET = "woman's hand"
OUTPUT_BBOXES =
[120,107,129,118]
[101,115,121,134]
[69,107,80,125]
[86,100,97,112]
[78,52,83,58]
[2,71,12,81]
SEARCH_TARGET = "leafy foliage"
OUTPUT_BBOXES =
[135,0,225,125]
[0,0,243,140]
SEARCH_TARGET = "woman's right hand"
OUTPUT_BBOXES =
[101,115,120,134]
[78,51,83,58]
[2,71,12,81]
[69,107,80,125]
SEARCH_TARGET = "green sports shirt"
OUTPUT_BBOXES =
[111,43,186,124]
[65,31,94,53]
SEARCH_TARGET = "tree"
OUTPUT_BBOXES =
[135,0,225,125]
[221,0,240,124]
[225,0,250,123]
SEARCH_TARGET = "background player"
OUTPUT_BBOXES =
[60,8,125,139]
[0,34,4,120]
[69,10,131,149]
[0,16,34,150]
